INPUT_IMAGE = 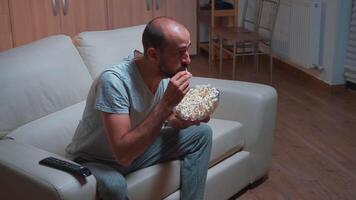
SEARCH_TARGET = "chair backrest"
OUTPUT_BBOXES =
[241,0,261,31]
[210,0,239,28]
[256,0,280,44]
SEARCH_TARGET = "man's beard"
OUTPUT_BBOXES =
[158,61,188,78]
[158,62,175,78]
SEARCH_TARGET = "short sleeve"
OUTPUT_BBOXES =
[162,78,169,91]
[94,71,129,114]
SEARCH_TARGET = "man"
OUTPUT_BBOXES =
[66,17,212,200]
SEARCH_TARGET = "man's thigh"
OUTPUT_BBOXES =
[124,123,212,174]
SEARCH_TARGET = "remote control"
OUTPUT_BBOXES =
[39,157,91,177]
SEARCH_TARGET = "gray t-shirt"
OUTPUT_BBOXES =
[66,54,169,161]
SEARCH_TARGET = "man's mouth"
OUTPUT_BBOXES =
[161,64,189,78]
[178,64,188,72]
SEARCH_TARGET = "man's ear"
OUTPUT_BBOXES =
[147,48,159,62]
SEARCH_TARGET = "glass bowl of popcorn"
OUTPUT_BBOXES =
[175,84,220,121]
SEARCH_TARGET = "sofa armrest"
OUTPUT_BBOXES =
[0,138,97,200]
[191,77,277,182]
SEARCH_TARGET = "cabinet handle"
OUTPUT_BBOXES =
[62,0,69,16]
[146,0,151,11]
[51,0,58,16]
[156,0,160,10]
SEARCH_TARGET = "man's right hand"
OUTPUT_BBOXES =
[161,70,192,109]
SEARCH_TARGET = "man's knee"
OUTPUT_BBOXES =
[196,123,213,145]
[97,172,128,200]
[84,162,128,200]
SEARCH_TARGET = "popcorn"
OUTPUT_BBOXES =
[175,84,219,121]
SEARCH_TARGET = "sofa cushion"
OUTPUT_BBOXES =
[0,35,93,138]
[8,101,86,157]
[76,24,145,79]
[208,118,244,166]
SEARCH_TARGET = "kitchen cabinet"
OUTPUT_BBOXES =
[0,0,12,51]
[107,0,152,29]
[107,0,197,54]
[1,0,197,54]
[60,0,108,37]
[9,0,107,47]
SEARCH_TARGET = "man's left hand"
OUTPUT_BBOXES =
[166,112,210,129]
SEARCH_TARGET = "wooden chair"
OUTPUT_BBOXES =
[214,0,280,81]
[207,0,239,68]
[212,0,261,72]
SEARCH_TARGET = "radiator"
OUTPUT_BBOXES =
[273,0,322,69]
[345,0,356,83]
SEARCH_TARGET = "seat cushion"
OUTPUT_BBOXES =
[8,101,86,157]
[208,118,244,166]
[76,24,145,79]
[8,110,243,200]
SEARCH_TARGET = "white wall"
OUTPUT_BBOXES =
[331,0,353,85]
[269,0,353,85]
[309,0,352,85]
[273,0,340,84]
[319,0,338,84]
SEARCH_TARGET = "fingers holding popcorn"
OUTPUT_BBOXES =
[162,71,192,108]
[166,112,203,129]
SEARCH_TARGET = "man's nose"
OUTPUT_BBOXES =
[182,51,191,65]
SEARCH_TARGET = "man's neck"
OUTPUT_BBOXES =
[135,57,164,95]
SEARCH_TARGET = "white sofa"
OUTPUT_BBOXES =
[0,25,277,200]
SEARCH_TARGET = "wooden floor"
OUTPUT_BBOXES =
[189,53,356,200]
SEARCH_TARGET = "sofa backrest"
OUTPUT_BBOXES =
[76,24,145,79]
[0,35,93,138]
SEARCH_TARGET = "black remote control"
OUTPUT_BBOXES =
[39,157,91,177]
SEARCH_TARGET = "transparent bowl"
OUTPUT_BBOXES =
[175,85,220,121]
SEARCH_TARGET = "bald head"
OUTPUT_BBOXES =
[142,17,189,56]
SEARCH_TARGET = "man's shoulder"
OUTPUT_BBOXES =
[100,59,134,81]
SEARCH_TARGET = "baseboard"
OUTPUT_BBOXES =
[273,56,348,92]
[346,81,356,91]
[273,54,322,79]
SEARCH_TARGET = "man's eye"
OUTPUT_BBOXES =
[179,50,186,55]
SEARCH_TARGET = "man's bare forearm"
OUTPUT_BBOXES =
[107,71,192,166]
[111,101,173,166]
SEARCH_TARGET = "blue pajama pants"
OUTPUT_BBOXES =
[80,124,213,200]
